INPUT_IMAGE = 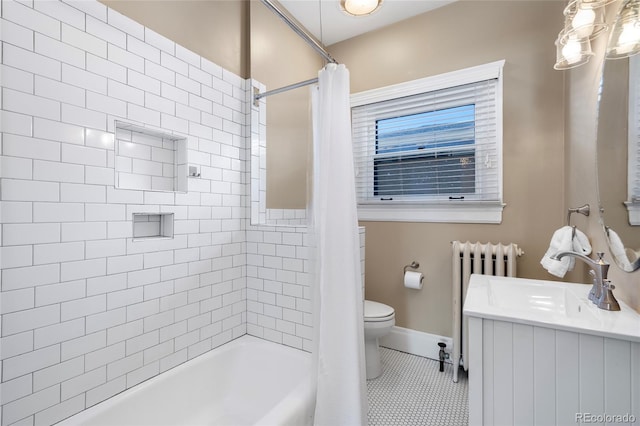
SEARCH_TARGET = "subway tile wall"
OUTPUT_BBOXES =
[0,1,252,424]
[244,224,366,353]
[265,209,307,226]
[245,224,313,351]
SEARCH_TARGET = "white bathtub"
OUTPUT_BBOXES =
[58,336,315,426]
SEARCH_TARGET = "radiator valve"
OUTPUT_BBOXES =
[438,342,449,372]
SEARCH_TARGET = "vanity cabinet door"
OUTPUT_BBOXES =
[467,318,640,426]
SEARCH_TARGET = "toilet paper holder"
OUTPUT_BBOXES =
[403,261,420,274]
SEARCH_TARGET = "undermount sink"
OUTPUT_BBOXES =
[464,274,640,342]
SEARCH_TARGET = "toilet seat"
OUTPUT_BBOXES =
[364,300,395,322]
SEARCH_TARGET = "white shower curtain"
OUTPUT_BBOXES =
[310,63,367,426]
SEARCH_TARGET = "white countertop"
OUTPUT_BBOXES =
[463,274,640,342]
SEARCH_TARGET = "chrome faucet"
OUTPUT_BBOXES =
[551,251,620,311]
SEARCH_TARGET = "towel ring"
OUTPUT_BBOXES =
[567,204,590,227]
[567,204,590,239]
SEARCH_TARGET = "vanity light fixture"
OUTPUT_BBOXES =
[340,0,382,16]
[606,0,640,59]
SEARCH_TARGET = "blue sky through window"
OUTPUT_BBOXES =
[375,104,475,154]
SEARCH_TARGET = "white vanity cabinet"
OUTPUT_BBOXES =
[464,275,640,426]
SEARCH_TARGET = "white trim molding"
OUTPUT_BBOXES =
[628,55,640,225]
[358,202,505,223]
[625,201,640,226]
[351,60,505,107]
[379,326,454,363]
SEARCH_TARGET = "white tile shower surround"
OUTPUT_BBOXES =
[368,347,469,426]
[0,1,315,424]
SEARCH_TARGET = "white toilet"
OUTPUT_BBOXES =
[364,300,395,379]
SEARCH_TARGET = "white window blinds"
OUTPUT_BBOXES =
[629,55,640,202]
[627,55,640,224]
[351,69,502,208]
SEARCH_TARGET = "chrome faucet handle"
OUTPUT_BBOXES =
[596,279,621,311]
[596,252,610,280]
[591,253,609,302]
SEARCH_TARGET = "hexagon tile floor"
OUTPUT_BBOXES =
[366,347,469,426]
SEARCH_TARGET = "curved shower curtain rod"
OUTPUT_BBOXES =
[254,0,338,104]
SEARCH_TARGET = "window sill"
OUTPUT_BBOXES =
[624,201,640,225]
[357,202,505,224]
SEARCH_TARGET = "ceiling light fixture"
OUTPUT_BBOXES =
[340,0,383,16]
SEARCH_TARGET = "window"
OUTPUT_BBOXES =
[351,61,505,223]
[374,104,476,197]
[627,55,640,224]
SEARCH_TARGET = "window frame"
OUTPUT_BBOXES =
[626,54,640,225]
[350,60,506,223]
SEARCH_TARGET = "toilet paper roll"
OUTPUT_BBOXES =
[404,270,424,290]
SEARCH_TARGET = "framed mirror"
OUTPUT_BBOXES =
[596,54,640,271]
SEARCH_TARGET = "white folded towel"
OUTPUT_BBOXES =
[607,228,632,270]
[540,226,592,278]
[571,226,592,255]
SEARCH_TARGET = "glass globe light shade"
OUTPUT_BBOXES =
[579,0,616,9]
[554,32,594,69]
[562,0,608,41]
[340,0,382,16]
[606,0,640,59]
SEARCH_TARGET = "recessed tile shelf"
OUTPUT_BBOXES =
[115,121,188,193]
[133,213,174,240]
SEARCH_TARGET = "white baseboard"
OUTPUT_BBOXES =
[379,326,453,363]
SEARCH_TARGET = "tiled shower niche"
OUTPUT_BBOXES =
[132,213,174,239]
[115,121,188,193]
